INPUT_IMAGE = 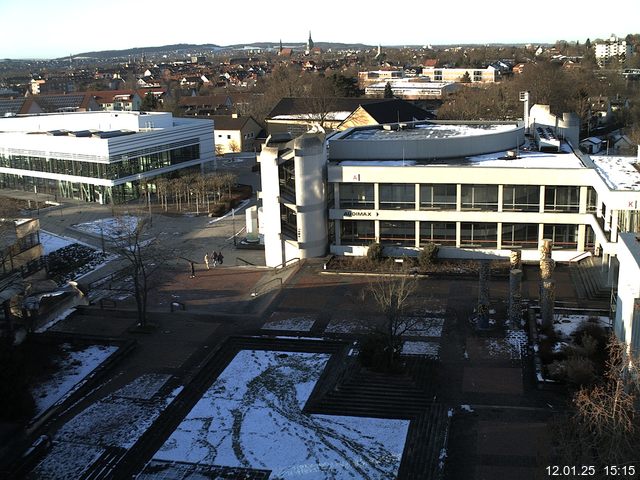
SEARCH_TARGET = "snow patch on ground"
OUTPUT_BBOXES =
[401,340,440,359]
[39,231,79,255]
[30,344,118,417]
[324,318,365,334]
[262,314,316,332]
[484,329,528,360]
[71,216,140,239]
[552,314,610,340]
[153,350,409,479]
[32,374,181,478]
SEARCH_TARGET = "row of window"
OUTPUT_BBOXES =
[338,183,597,213]
[0,144,200,181]
[339,220,590,250]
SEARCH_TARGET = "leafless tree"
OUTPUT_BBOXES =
[358,273,423,370]
[553,336,640,468]
[110,213,170,328]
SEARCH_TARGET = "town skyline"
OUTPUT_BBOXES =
[1,0,639,59]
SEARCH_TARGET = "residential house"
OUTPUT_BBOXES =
[265,97,431,136]
[212,114,263,154]
[89,90,143,111]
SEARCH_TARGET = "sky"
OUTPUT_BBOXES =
[1,0,639,59]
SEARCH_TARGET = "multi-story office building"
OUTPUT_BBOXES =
[258,105,640,268]
[0,111,215,203]
[614,232,640,358]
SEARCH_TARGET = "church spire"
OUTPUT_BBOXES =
[306,31,314,54]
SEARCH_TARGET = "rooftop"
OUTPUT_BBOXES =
[590,155,640,191]
[341,122,517,141]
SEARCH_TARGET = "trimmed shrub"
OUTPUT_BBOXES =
[366,242,384,262]
[418,243,439,269]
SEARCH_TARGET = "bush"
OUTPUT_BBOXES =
[547,356,596,386]
[418,243,439,269]
[366,242,384,262]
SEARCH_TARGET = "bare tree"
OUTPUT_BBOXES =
[358,273,422,370]
[553,336,640,468]
[110,214,170,328]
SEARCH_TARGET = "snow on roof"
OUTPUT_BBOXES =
[344,123,516,141]
[467,149,586,168]
[591,155,640,190]
[336,149,586,169]
[270,111,353,121]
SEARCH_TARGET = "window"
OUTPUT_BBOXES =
[585,225,596,251]
[543,224,578,249]
[502,223,539,249]
[461,185,498,211]
[586,186,598,213]
[339,183,374,209]
[420,222,456,246]
[227,135,231,140]
[380,221,415,246]
[544,186,580,213]
[341,220,375,245]
[278,159,295,201]
[280,204,297,240]
[503,185,540,212]
[379,184,415,210]
[420,184,456,210]
[460,223,498,248]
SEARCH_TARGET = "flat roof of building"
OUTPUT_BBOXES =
[341,122,517,141]
[590,155,640,190]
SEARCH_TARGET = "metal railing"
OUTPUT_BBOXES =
[273,257,300,273]
[251,277,283,297]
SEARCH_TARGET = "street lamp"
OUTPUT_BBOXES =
[232,207,237,246]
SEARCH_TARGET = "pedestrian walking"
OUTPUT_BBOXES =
[204,253,210,270]
[212,250,218,267]
[189,261,196,278]
[218,251,224,265]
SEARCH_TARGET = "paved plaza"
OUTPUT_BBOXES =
[2,185,608,479]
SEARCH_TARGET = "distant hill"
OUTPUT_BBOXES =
[67,41,375,59]
[67,43,223,59]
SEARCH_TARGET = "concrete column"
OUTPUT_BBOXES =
[497,185,504,213]
[415,184,420,211]
[611,209,619,242]
[579,186,588,214]
[510,250,522,270]
[540,279,555,329]
[415,220,420,248]
[539,186,545,213]
[577,224,586,252]
[373,183,380,211]
[509,269,523,325]
[456,184,462,211]
[496,223,503,250]
[455,221,461,248]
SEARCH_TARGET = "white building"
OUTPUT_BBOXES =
[0,111,214,203]
[595,34,633,66]
[614,233,640,358]
[421,66,498,83]
[258,106,640,267]
[364,79,458,100]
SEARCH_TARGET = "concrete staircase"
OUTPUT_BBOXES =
[570,256,611,301]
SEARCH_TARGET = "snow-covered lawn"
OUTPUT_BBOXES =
[552,314,610,340]
[39,231,80,255]
[153,350,409,479]
[484,329,528,360]
[324,318,365,334]
[71,215,140,239]
[262,313,317,332]
[401,341,440,359]
[32,374,179,479]
[30,344,118,417]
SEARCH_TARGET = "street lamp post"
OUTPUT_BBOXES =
[232,208,237,246]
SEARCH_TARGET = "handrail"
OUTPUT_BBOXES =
[273,257,300,273]
[236,256,256,266]
[251,277,283,297]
